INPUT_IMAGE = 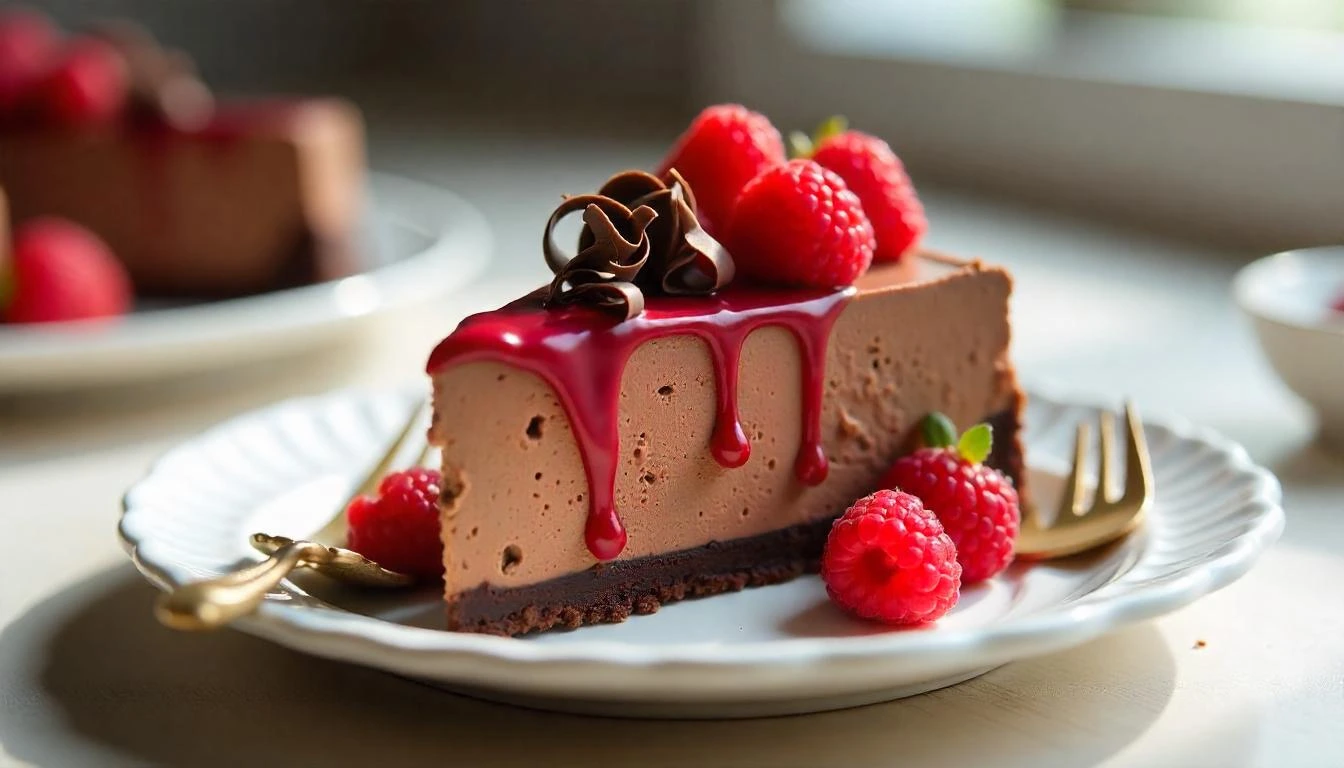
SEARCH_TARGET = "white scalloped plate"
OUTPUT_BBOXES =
[119,387,1283,718]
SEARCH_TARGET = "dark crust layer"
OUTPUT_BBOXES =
[447,518,834,636]
[447,405,1026,636]
[270,226,358,295]
[139,226,357,298]
[988,394,1028,500]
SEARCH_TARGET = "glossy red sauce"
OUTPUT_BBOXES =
[427,286,854,560]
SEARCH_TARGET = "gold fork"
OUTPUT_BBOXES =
[1015,402,1154,559]
[155,399,431,631]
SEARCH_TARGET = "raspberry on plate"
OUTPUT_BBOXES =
[725,159,875,289]
[2,217,131,324]
[40,36,128,126]
[656,104,785,238]
[795,117,927,264]
[881,413,1021,583]
[821,489,962,625]
[346,467,445,580]
[0,9,59,116]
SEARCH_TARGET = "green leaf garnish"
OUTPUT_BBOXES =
[788,130,814,160]
[922,412,957,449]
[789,116,850,159]
[957,423,993,465]
[814,115,849,144]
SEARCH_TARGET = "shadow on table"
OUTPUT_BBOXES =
[3,565,1192,768]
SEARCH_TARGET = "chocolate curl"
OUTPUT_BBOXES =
[588,170,734,296]
[543,169,735,321]
[544,196,656,320]
[658,169,735,293]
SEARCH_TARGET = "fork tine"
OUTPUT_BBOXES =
[1097,410,1117,505]
[1121,401,1154,508]
[1057,421,1091,519]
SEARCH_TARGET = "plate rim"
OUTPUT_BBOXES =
[118,384,1284,671]
[0,171,493,386]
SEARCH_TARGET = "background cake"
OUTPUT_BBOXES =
[0,10,365,301]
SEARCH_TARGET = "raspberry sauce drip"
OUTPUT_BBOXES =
[427,285,854,561]
[792,325,832,485]
[702,329,752,469]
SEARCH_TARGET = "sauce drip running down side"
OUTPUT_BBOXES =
[427,286,854,561]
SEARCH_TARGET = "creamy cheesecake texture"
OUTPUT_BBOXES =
[428,254,1023,633]
[0,99,364,296]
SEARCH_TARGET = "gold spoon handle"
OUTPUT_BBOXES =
[154,541,324,631]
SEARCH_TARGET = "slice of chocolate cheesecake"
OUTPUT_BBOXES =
[0,99,364,297]
[428,249,1024,636]
[0,16,365,298]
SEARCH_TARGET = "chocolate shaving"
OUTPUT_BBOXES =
[544,196,656,320]
[90,20,214,130]
[544,170,734,319]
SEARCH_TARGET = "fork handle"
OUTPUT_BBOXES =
[154,541,324,631]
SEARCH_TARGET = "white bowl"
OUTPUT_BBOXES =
[1233,246,1344,447]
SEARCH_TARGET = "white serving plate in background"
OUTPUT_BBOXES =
[119,386,1282,719]
[0,172,491,391]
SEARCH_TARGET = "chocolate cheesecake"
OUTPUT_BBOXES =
[426,170,1024,635]
[0,100,365,296]
[0,16,365,297]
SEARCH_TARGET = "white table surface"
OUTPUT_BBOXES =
[1,123,1341,768]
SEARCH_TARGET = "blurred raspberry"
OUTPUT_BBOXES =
[0,9,59,117]
[2,217,131,324]
[40,36,128,126]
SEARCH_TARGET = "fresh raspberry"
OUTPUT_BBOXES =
[1331,291,1344,314]
[1,217,131,324]
[880,414,1020,583]
[39,36,128,126]
[0,9,59,117]
[821,489,961,625]
[725,159,875,288]
[813,130,926,263]
[656,104,785,237]
[346,467,445,579]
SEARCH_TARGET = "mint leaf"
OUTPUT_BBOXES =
[922,412,957,449]
[815,115,849,143]
[788,130,814,160]
[957,423,993,465]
